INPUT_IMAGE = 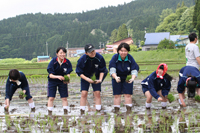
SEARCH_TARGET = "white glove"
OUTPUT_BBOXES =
[128,78,134,83]
[115,76,121,83]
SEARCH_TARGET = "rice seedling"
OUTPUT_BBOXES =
[18,90,27,99]
[167,93,175,103]
[91,73,96,81]
[126,75,132,82]
[194,95,200,102]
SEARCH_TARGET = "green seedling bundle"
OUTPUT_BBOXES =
[126,75,132,82]
[64,75,70,83]
[91,74,96,81]
[167,94,175,103]
[195,95,200,102]
[19,90,27,99]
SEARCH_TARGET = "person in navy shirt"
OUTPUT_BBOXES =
[109,43,139,114]
[141,63,172,109]
[177,66,200,107]
[47,47,73,115]
[4,69,35,113]
[76,44,108,115]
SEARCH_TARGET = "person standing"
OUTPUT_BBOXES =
[4,69,35,113]
[185,32,200,69]
[141,63,172,109]
[76,44,108,115]
[47,47,73,115]
[109,43,139,114]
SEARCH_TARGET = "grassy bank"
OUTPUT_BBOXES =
[0,48,186,76]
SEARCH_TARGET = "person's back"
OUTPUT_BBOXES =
[185,32,200,69]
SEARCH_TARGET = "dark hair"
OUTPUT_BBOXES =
[188,32,197,42]
[56,47,66,53]
[9,69,21,80]
[159,65,164,70]
[117,43,130,53]
[164,73,173,81]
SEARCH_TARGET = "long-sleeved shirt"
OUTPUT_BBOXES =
[141,71,171,99]
[76,53,107,78]
[5,71,29,99]
[109,53,139,80]
[47,57,73,82]
[177,66,200,93]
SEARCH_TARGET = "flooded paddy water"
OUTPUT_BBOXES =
[0,77,200,132]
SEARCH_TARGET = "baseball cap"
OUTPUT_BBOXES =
[85,44,95,53]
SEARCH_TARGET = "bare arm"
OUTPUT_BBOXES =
[196,57,200,65]
[179,93,186,107]
[49,74,64,81]
[80,74,94,84]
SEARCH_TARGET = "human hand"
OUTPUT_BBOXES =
[23,90,26,94]
[57,76,65,81]
[63,79,70,84]
[115,76,121,83]
[157,97,163,102]
[86,78,95,84]
[182,102,186,107]
[94,79,102,84]
[128,78,134,83]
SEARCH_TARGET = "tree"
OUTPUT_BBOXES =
[177,6,195,34]
[109,29,118,43]
[159,8,173,24]
[116,24,128,41]
[140,41,145,46]
[157,38,175,49]
[130,45,137,52]
[193,0,200,35]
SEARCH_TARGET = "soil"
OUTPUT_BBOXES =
[0,77,200,132]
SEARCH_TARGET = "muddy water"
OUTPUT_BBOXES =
[0,78,200,132]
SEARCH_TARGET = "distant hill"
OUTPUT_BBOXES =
[0,0,194,59]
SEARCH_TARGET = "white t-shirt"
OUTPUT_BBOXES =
[185,43,200,69]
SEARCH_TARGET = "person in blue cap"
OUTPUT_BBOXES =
[76,44,108,115]
[141,63,173,109]
[47,47,73,115]
[4,69,35,113]
[177,66,200,107]
[109,42,139,114]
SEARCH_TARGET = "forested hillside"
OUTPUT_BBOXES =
[0,0,194,59]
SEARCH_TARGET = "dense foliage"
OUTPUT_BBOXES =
[193,0,200,36]
[156,2,195,35]
[0,0,194,59]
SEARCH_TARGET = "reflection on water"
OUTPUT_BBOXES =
[0,80,200,132]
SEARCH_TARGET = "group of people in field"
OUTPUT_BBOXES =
[3,32,200,115]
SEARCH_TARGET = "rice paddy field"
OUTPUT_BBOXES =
[0,49,200,132]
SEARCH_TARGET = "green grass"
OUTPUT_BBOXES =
[0,48,187,77]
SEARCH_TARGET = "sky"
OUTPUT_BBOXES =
[0,0,134,21]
